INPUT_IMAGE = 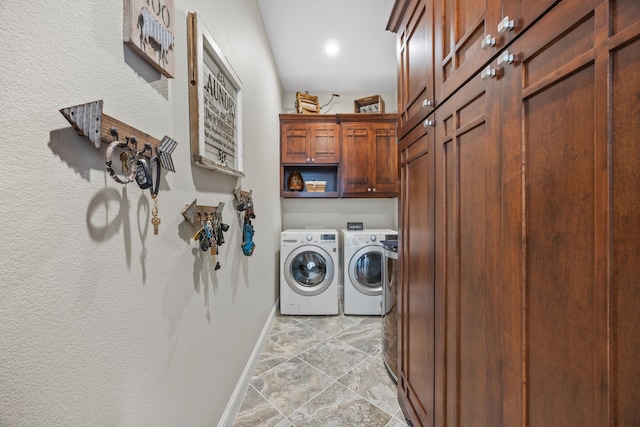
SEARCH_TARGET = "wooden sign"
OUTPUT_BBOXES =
[124,0,175,78]
[187,12,244,177]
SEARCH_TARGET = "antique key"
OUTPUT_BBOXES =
[151,195,160,235]
[120,151,129,172]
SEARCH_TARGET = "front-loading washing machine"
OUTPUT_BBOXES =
[342,229,398,315]
[280,229,339,315]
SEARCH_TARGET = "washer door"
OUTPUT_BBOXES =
[284,245,335,296]
[348,246,383,296]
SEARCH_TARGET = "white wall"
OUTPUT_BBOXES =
[282,91,397,114]
[0,1,282,425]
[281,198,398,231]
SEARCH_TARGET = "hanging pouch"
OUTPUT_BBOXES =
[242,222,255,256]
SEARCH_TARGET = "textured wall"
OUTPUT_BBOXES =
[0,0,282,425]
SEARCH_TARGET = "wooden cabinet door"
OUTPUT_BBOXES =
[281,121,310,163]
[341,122,373,195]
[434,0,558,104]
[340,116,398,197]
[434,0,500,104]
[608,3,640,425]
[498,0,638,425]
[308,123,339,163]
[398,122,435,426]
[434,66,503,427]
[397,0,434,138]
[500,0,558,44]
[371,122,398,195]
[280,115,339,164]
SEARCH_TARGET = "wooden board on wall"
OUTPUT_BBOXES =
[123,0,175,78]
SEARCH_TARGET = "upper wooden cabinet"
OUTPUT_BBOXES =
[389,0,435,138]
[434,0,557,103]
[280,114,340,164]
[388,0,558,131]
[279,113,398,198]
[340,114,398,197]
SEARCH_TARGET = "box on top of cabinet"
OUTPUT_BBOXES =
[354,95,385,113]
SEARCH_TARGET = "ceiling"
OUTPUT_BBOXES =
[256,0,398,94]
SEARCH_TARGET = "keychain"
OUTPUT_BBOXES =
[149,155,162,235]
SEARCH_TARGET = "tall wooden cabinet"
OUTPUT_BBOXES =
[389,0,640,425]
[398,122,436,424]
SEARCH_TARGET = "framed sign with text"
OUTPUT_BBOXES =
[187,12,244,177]
[124,0,175,78]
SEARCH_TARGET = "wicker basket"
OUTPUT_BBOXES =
[305,180,327,192]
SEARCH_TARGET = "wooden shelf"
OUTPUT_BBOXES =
[281,165,339,198]
[281,191,340,198]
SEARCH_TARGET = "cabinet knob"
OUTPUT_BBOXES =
[423,119,436,128]
[372,188,377,192]
[481,34,496,50]
[306,158,310,162]
[481,65,497,80]
[422,99,435,108]
[311,158,315,162]
[498,16,515,34]
[368,188,372,192]
[497,50,515,67]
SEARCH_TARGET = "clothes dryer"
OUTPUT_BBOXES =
[280,229,339,315]
[341,229,397,315]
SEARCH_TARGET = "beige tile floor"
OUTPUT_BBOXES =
[232,312,410,427]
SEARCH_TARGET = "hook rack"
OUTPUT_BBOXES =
[181,199,225,228]
[60,100,178,172]
[234,188,252,204]
[233,188,255,227]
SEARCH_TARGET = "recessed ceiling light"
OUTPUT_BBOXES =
[325,41,339,56]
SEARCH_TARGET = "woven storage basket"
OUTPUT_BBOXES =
[305,180,327,192]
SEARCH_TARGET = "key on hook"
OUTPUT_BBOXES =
[120,152,129,172]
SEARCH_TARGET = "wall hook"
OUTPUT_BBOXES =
[181,199,225,228]
[60,100,178,172]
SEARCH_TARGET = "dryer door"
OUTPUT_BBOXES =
[348,246,383,296]
[284,245,335,296]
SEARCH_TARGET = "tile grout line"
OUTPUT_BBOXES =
[235,313,401,426]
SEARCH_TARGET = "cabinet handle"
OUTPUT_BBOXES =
[497,50,515,67]
[481,34,496,49]
[481,65,497,80]
[423,119,436,128]
[422,99,435,108]
[498,16,515,34]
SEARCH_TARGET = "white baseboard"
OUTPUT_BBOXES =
[217,301,278,427]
